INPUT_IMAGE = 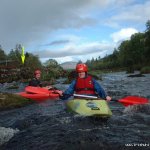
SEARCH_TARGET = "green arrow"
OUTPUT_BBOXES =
[21,46,26,64]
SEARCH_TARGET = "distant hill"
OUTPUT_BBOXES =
[60,61,77,70]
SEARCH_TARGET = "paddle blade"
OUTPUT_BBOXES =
[118,96,149,106]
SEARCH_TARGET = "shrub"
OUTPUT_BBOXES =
[140,66,150,74]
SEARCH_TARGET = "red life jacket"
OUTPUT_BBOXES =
[75,75,96,95]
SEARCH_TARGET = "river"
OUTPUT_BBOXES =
[0,72,150,150]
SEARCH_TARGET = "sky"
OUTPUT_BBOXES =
[0,0,150,64]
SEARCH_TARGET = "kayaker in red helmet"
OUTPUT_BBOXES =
[29,69,42,87]
[58,63,111,101]
[29,69,52,89]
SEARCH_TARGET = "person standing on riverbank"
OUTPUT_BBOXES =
[58,63,111,101]
[29,70,52,89]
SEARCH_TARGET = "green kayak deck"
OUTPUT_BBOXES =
[66,99,112,117]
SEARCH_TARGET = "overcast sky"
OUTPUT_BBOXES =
[0,0,150,63]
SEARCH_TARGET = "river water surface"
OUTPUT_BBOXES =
[0,72,150,150]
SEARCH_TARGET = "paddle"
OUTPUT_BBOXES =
[73,94,98,99]
[73,94,149,107]
[111,96,149,106]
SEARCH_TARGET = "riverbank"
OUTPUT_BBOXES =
[0,93,34,111]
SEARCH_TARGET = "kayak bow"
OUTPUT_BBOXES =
[18,86,61,102]
[66,99,112,117]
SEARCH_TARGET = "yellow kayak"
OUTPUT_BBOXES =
[66,99,112,117]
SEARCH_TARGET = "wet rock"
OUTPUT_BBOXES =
[127,73,145,77]
[6,85,19,90]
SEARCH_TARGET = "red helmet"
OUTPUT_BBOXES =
[76,63,88,73]
[34,70,41,75]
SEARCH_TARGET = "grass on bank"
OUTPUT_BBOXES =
[0,93,34,111]
[140,66,150,74]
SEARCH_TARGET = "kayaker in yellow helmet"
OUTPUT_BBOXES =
[58,63,111,101]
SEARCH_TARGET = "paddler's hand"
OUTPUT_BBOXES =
[106,96,112,101]
[57,90,63,96]
[43,86,53,90]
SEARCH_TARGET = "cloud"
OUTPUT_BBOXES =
[110,28,138,43]
[2,0,138,50]
[41,49,112,64]
[34,41,115,58]
[105,0,150,28]
[52,56,77,64]
[1,0,149,64]
[44,40,70,46]
[0,0,107,51]
[112,1,150,22]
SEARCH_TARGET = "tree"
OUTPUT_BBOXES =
[86,20,150,71]
[77,60,82,64]
[146,20,150,32]
[144,20,150,64]
[43,59,63,80]
[0,45,7,60]
[20,53,42,79]
[24,53,42,69]
[7,44,22,65]
[132,33,145,64]
[44,59,58,67]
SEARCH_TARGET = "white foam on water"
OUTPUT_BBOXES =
[0,127,19,146]
[123,104,150,114]
[59,116,72,124]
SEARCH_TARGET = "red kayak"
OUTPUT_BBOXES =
[18,86,61,102]
[18,91,60,102]
[19,92,50,101]
[25,86,50,95]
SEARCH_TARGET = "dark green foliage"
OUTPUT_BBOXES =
[0,45,7,60]
[42,59,64,81]
[0,44,43,82]
[140,66,150,74]
[0,45,63,83]
[63,70,77,84]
